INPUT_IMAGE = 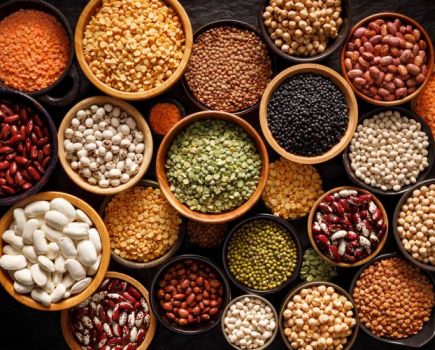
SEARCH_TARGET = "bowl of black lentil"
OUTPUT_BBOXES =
[259,63,358,164]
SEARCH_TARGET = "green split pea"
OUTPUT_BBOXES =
[301,248,337,282]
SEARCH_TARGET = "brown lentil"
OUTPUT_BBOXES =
[187,221,226,248]
[414,72,435,136]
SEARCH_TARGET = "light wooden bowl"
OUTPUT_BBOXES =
[0,191,110,311]
[307,186,388,268]
[74,0,193,100]
[58,96,153,195]
[259,64,358,165]
[156,111,269,224]
[61,271,156,350]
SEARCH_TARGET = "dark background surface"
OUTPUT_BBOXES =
[0,0,434,349]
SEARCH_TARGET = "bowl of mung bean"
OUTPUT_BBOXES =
[156,110,269,224]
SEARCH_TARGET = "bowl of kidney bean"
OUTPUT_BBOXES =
[308,186,388,267]
[61,271,156,350]
[150,254,231,335]
[0,89,57,206]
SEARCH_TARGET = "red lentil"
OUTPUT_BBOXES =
[414,72,435,136]
[149,102,182,136]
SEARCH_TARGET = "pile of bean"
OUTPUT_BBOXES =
[301,248,337,282]
[414,72,435,136]
[187,221,226,248]
[156,259,225,327]
[344,17,429,102]
[227,219,298,290]
[165,119,262,213]
[185,26,273,113]
[267,73,348,157]
[69,277,151,350]
[104,185,181,263]
[0,198,102,306]
[397,183,435,265]
[83,0,185,92]
[349,110,430,191]
[263,0,343,57]
[353,257,434,339]
[64,103,145,189]
[282,285,356,350]
[312,189,386,264]
[262,158,323,219]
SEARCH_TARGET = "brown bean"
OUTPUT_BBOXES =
[387,22,397,35]
[406,63,420,75]
[354,77,366,85]
[186,294,196,305]
[398,65,408,76]
[162,302,172,311]
[347,69,363,79]
[192,306,200,315]
[195,276,204,286]
[178,318,188,326]
[380,56,393,66]
[209,307,219,316]
[180,279,190,290]
[173,293,185,301]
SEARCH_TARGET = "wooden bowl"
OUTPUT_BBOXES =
[156,111,269,224]
[221,294,278,350]
[99,179,185,270]
[259,64,358,165]
[279,281,359,350]
[392,178,435,272]
[342,107,434,196]
[307,186,388,268]
[74,0,192,100]
[349,252,435,348]
[58,96,153,195]
[340,12,435,107]
[0,191,110,311]
[61,271,156,350]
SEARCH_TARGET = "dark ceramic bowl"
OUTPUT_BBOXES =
[392,178,435,272]
[258,0,351,63]
[0,90,58,206]
[222,213,303,295]
[150,254,231,335]
[343,107,434,196]
[147,98,187,138]
[349,252,435,348]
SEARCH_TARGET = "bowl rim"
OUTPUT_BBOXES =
[392,178,435,272]
[0,191,111,311]
[257,0,352,63]
[307,186,389,268]
[74,0,193,100]
[222,213,303,295]
[348,252,435,347]
[57,95,153,195]
[340,11,435,106]
[259,63,358,164]
[156,110,269,224]
[149,253,232,335]
[342,106,435,196]
[220,294,279,350]
[181,18,277,116]
[279,281,360,350]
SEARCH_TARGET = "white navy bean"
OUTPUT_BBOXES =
[65,259,86,281]
[70,277,92,295]
[14,281,34,294]
[22,219,39,244]
[2,230,23,250]
[51,283,66,303]
[14,268,33,285]
[44,210,69,230]
[30,264,48,287]
[24,201,50,217]
[41,224,64,243]
[0,255,27,270]
[13,208,26,234]
[31,289,51,306]
[63,224,89,240]
[33,230,48,255]
[59,237,77,259]
[38,256,56,273]
[50,198,76,222]
[77,240,98,267]
[3,244,20,256]
[76,209,92,225]
[46,242,60,260]
[55,255,66,274]
[88,228,101,254]
[22,246,38,264]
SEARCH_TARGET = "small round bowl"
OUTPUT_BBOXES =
[0,90,58,207]
[258,0,352,63]
[349,252,435,348]
[148,97,187,139]
[58,96,153,195]
[279,281,359,350]
[99,179,185,270]
[74,0,192,101]
[307,186,389,268]
[156,110,269,224]
[150,254,231,335]
[181,19,276,116]
[61,271,156,350]
[222,213,303,295]
[340,12,435,107]
[221,294,278,350]
[342,107,435,196]
[393,178,435,272]
[259,63,358,165]
[0,191,110,311]
[186,221,228,250]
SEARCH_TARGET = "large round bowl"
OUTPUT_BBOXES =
[259,64,358,165]
[0,191,110,311]
[74,0,193,100]
[156,111,269,224]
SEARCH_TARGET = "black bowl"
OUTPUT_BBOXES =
[258,0,352,63]
[222,213,303,295]
[147,98,187,139]
[150,254,231,335]
[349,252,435,348]
[343,107,434,196]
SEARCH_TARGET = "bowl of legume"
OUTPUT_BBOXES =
[259,64,358,165]
[186,221,228,249]
[156,110,269,224]
[222,214,302,295]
